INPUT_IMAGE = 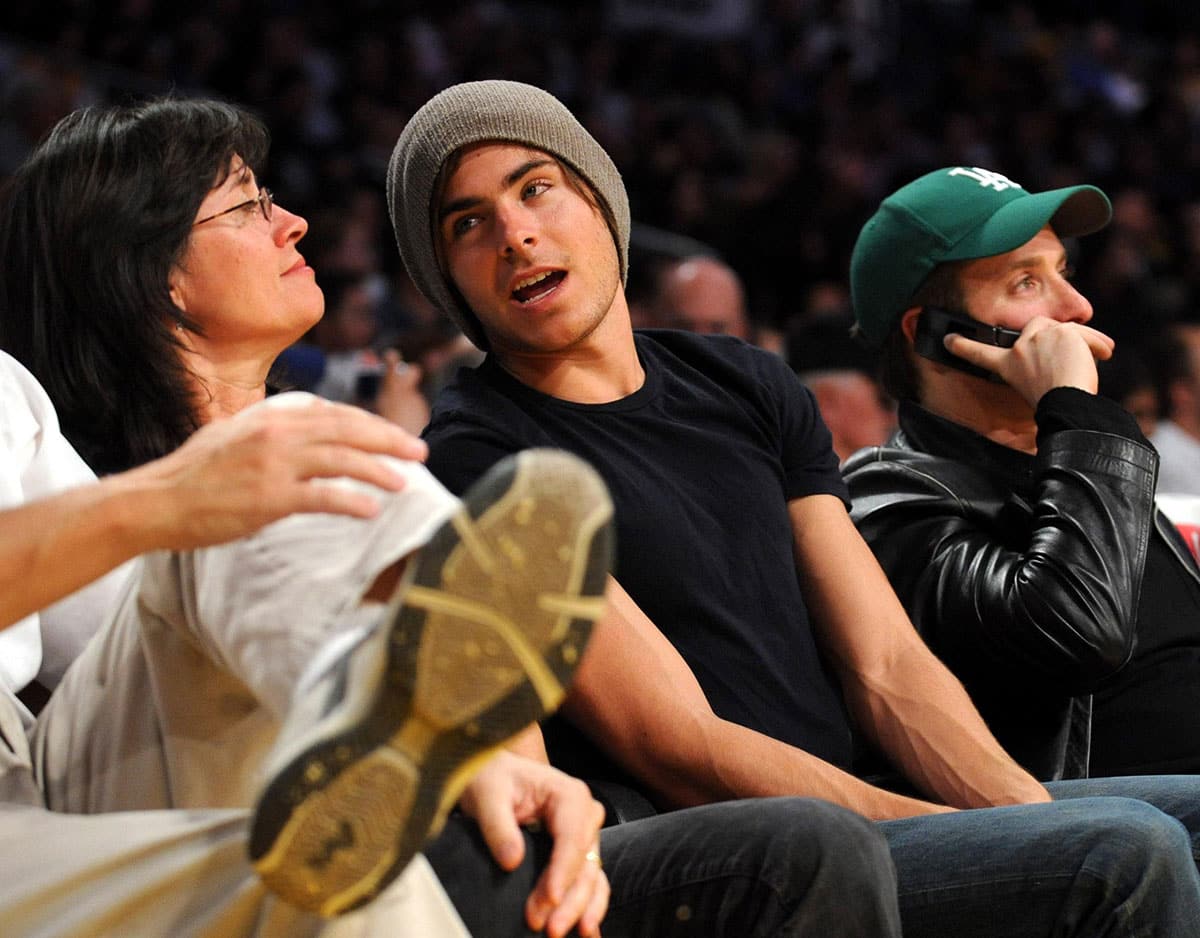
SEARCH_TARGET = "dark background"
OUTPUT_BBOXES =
[4,0,1200,357]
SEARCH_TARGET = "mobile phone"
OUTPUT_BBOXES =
[914,306,1021,383]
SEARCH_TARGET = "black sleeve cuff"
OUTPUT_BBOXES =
[1035,387,1147,443]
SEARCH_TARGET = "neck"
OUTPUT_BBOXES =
[195,379,269,423]
[493,297,645,404]
[919,368,1039,455]
[180,347,271,423]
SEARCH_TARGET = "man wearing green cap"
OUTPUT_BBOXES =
[390,82,1200,936]
[840,163,1200,786]
[844,164,1200,780]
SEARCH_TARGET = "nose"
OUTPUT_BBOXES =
[1054,276,1093,324]
[496,201,536,257]
[272,204,308,246]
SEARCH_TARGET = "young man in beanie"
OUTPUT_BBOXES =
[390,80,1200,936]
[842,166,1200,781]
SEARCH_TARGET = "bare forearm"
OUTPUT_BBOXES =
[0,475,158,629]
[1,397,429,631]
[843,644,1050,809]
[565,588,953,821]
[791,497,1049,810]
[634,708,953,820]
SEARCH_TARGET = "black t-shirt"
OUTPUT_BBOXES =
[423,331,856,783]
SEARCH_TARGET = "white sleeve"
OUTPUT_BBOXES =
[0,351,134,691]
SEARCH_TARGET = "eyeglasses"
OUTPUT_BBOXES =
[193,188,274,227]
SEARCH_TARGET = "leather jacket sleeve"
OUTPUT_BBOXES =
[844,390,1159,696]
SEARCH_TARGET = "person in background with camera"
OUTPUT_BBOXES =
[282,269,432,435]
[842,166,1200,780]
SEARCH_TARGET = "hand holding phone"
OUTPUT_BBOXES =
[914,306,1021,383]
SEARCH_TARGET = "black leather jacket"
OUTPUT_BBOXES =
[842,388,1171,781]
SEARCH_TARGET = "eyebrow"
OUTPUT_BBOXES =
[438,157,556,222]
[217,162,254,193]
[1004,248,1068,272]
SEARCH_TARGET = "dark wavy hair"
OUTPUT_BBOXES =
[0,97,269,474]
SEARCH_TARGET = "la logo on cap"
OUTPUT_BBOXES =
[948,167,1024,193]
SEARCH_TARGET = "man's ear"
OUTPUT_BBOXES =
[899,307,922,345]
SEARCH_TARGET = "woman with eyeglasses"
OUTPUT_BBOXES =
[0,99,320,475]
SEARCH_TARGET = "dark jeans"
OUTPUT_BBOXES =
[427,797,901,937]
[429,777,1200,936]
[885,783,1200,936]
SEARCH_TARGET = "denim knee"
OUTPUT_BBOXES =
[749,798,899,937]
[1055,797,1200,936]
[744,797,895,895]
[693,797,899,937]
[1086,796,1193,877]
[601,797,901,938]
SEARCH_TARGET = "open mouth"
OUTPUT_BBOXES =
[511,270,565,304]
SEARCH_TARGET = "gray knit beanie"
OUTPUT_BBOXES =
[387,80,631,350]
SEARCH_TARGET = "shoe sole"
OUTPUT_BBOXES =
[248,449,613,916]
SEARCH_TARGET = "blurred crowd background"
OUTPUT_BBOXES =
[2,0,1199,414]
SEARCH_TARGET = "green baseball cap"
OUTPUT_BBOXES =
[850,166,1112,348]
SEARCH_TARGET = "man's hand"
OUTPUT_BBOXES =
[457,750,609,938]
[946,316,1114,407]
[130,395,428,550]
